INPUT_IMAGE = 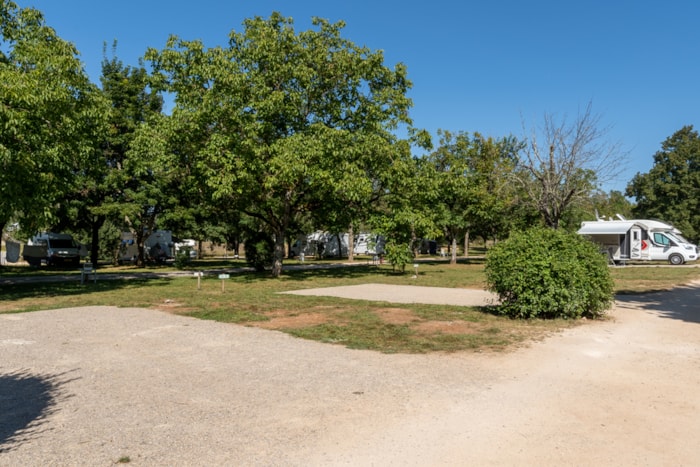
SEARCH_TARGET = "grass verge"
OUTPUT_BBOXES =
[1,260,698,353]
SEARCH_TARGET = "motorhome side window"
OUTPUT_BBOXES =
[653,233,673,246]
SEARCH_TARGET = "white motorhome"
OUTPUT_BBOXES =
[119,230,175,263]
[353,232,385,256]
[578,217,698,265]
[290,231,350,258]
[23,232,82,267]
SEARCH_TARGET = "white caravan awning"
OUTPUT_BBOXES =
[577,221,635,235]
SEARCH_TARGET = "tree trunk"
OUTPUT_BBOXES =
[451,236,458,265]
[411,226,418,258]
[335,233,343,259]
[463,230,469,258]
[90,215,105,267]
[271,232,285,277]
[0,221,5,267]
[347,224,354,262]
[136,229,146,267]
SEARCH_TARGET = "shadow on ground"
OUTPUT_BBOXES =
[615,282,700,324]
[0,369,77,452]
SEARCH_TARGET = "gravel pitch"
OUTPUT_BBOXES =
[1,283,700,466]
[281,283,499,306]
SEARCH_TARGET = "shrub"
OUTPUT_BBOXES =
[485,227,614,319]
[244,231,274,272]
[384,241,413,273]
[173,248,192,270]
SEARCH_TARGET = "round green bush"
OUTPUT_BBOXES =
[384,241,413,273]
[485,227,614,319]
[244,231,274,272]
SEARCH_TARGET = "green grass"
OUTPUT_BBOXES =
[611,264,700,293]
[1,259,698,353]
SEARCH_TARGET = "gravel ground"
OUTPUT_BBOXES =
[281,283,499,306]
[1,282,699,466]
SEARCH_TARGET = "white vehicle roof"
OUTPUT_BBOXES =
[578,221,635,235]
[578,219,676,236]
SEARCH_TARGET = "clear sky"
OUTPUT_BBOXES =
[19,0,700,193]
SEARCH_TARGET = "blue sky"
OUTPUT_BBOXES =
[20,0,700,193]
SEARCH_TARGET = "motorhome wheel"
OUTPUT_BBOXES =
[669,253,684,265]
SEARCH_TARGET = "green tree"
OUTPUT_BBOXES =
[562,189,634,231]
[424,131,526,261]
[0,1,104,257]
[626,125,700,242]
[148,13,416,276]
[459,133,526,250]
[425,130,478,264]
[95,53,165,266]
[369,147,440,268]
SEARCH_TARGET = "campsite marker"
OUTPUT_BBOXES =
[218,273,230,292]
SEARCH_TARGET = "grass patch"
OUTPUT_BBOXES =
[611,264,700,293]
[1,260,698,353]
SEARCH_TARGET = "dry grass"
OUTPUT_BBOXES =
[1,259,698,353]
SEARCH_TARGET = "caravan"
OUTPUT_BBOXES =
[578,217,698,265]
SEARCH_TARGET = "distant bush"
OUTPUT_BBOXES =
[485,227,614,319]
[384,241,413,273]
[173,248,192,270]
[244,231,274,272]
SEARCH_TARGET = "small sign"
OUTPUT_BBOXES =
[218,274,230,279]
[194,271,203,290]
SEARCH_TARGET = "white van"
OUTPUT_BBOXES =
[23,232,82,267]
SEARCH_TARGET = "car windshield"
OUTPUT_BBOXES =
[49,239,76,248]
[667,232,689,244]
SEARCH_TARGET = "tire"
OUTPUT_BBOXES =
[669,253,684,265]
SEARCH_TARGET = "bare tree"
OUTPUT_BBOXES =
[516,102,625,229]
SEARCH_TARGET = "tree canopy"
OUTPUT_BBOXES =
[626,125,700,242]
[0,1,105,239]
[3,5,662,273]
[147,13,417,276]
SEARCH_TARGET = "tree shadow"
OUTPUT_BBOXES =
[0,369,78,452]
[0,277,175,304]
[238,264,393,283]
[615,282,700,324]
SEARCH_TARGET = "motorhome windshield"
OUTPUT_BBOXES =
[49,238,76,248]
[666,232,691,245]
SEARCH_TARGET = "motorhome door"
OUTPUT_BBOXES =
[630,227,643,259]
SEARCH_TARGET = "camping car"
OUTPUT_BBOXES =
[22,232,82,267]
[290,231,350,258]
[353,233,385,256]
[119,230,175,263]
[578,217,698,265]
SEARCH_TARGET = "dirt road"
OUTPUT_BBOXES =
[1,283,699,466]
